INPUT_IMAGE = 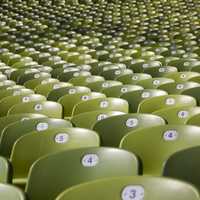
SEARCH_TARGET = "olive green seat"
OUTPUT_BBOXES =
[47,86,91,102]
[93,113,165,147]
[0,94,46,117]
[56,176,200,200]
[34,82,72,97]
[164,72,200,82]
[121,89,168,113]
[182,87,200,105]
[58,92,106,117]
[51,66,77,79]
[138,94,196,113]
[11,128,99,186]
[25,147,138,200]
[71,111,125,129]
[158,82,200,94]
[102,84,143,97]
[0,183,25,200]
[120,125,200,175]
[8,101,62,118]
[72,97,129,116]
[0,118,72,158]
[115,73,152,85]
[154,106,200,124]
[0,157,11,183]
[0,88,34,101]
[164,146,200,191]
[87,80,122,92]
[137,77,175,89]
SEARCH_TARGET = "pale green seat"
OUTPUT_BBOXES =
[164,72,200,82]
[8,101,63,118]
[158,82,200,94]
[11,128,99,187]
[116,73,152,84]
[154,106,200,124]
[93,113,165,147]
[56,176,200,200]
[0,94,46,117]
[120,125,200,175]
[138,95,196,113]
[0,118,72,158]
[137,77,175,89]
[58,92,106,117]
[34,82,72,97]
[47,86,91,102]
[72,97,129,116]
[71,111,125,129]
[0,183,25,200]
[121,89,168,113]
[163,146,200,191]
[25,147,139,200]
[0,80,16,90]
[102,84,143,97]
[0,157,11,183]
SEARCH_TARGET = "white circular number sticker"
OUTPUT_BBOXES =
[22,96,30,102]
[126,118,139,128]
[178,110,189,118]
[102,82,109,88]
[36,122,49,131]
[121,185,145,200]
[55,133,69,143]
[153,79,160,85]
[82,154,99,167]
[81,95,90,101]
[68,88,76,94]
[141,92,150,98]
[132,76,138,80]
[176,84,184,90]
[34,104,43,111]
[121,87,128,93]
[100,100,109,108]
[115,70,121,75]
[165,98,175,105]
[163,130,179,141]
[34,73,40,78]
[180,74,186,78]
[97,114,108,121]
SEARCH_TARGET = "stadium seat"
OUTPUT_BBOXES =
[0,157,11,183]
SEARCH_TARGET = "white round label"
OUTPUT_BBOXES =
[126,118,139,128]
[153,79,160,85]
[68,88,76,94]
[36,122,49,131]
[121,185,145,200]
[22,96,30,102]
[34,73,40,78]
[100,100,109,108]
[180,74,186,78]
[163,130,178,141]
[115,70,121,75]
[121,87,128,93]
[102,82,109,88]
[141,92,150,98]
[132,76,138,80]
[176,84,184,90]
[178,110,189,118]
[97,114,108,121]
[81,95,90,101]
[34,104,43,111]
[165,98,175,105]
[55,133,69,143]
[82,154,99,167]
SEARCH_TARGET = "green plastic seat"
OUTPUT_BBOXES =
[11,128,99,186]
[8,101,63,118]
[158,82,200,94]
[138,94,196,113]
[56,176,200,200]
[0,94,46,117]
[120,125,200,175]
[47,86,91,102]
[0,157,11,183]
[164,146,200,190]
[164,72,200,82]
[102,84,143,97]
[0,118,72,158]
[93,113,165,147]
[115,73,152,85]
[0,183,25,200]
[182,87,200,105]
[34,82,72,97]
[58,92,106,117]
[25,147,138,200]
[0,80,16,90]
[71,111,125,129]
[72,97,129,116]
[154,106,200,124]
[186,113,200,126]
[137,77,175,89]
[121,89,168,113]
